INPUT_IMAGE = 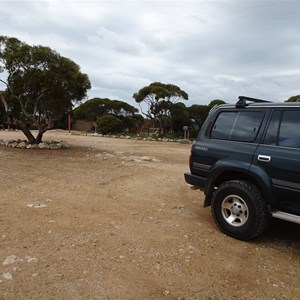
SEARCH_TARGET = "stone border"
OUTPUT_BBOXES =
[0,139,70,150]
[72,132,192,144]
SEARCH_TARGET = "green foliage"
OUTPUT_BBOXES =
[44,140,60,145]
[0,35,91,143]
[170,102,190,133]
[151,133,159,140]
[189,128,200,139]
[110,100,138,116]
[74,97,138,122]
[133,82,188,136]
[74,98,111,121]
[188,104,210,129]
[123,114,144,134]
[133,82,188,104]
[208,99,226,107]
[286,95,300,102]
[96,115,123,135]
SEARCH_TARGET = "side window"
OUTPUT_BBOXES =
[278,111,300,148]
[211,111,264,142]
[263,111,281,145]
[210,112,236,140]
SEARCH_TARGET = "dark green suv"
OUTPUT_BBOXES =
[184,96,300,240]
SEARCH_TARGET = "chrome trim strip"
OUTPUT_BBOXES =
[272,178,300,190]
[193,162,211,170]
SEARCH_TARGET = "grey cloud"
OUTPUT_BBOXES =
[1,0,300,107]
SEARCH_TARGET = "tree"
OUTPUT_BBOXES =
[0,36,91,143]
[109,100,138,117]
[74,97,143,134]
[208,99,226,107]
[188,104,210,129]
[133,82,188,136]
[169,102,190,135]
[122,114,144,134]
[96,115,123,135]
[74,98,111,121]
[74,98,138,121]
[286,95,300,102]
[0,91,5,128]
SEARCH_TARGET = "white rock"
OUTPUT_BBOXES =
[3,255,17,265]
[34,204,48,208]
[60,141,70,149]
[38,142,49,149]
[16,141,27,149]
[2,273,13,280]
[26,257,38,263]
[49,143,61,150]
[140,156,152,161]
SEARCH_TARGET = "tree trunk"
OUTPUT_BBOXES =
[35,126,47,144]
[5,115,43,144]
[20,127,37,144]
[157,119,167,138]
[158,124,164,137]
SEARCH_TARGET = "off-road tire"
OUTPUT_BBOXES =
[211,180,269,240]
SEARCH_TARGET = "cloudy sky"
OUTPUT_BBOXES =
[1,0,300,108]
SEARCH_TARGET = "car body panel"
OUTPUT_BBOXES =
[185,98,300,218]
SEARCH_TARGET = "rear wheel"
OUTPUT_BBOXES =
[211,180,269,240]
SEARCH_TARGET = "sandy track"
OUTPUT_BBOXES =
[0,130,299,299]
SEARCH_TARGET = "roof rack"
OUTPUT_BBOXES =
[236,96,271,108]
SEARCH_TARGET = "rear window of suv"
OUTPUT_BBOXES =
[211,111,264,142]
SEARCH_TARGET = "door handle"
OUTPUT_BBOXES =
[258,155,271,162]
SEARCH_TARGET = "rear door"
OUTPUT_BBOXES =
[254,109,300,214]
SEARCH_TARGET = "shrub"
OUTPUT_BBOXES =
[96,115,123,135]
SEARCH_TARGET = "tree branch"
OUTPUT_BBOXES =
[33,93,44,117]
[0,90,8,112]
[13,94,31,119]
[138,103,152,120]
[0,78,8,87]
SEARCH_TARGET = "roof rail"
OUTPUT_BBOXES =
[236,96,271,108]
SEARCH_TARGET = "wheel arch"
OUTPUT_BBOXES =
[204,168,273,207]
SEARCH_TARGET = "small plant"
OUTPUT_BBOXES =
[44,140,61,145]
[151,133,159,140]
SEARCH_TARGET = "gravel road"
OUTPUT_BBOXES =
[0,130,299,300]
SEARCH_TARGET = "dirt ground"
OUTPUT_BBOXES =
[0,130,299,300]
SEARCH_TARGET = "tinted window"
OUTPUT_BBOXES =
[264,111,281,145]
[278,111,300,148]
[211,111,264,142]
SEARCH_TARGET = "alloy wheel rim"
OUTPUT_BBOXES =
[221,195,249,227]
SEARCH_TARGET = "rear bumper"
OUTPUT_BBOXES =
[184,172,206,190]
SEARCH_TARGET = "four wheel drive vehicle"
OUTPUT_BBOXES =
[184,96,300,240]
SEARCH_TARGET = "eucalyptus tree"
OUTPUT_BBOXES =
[0,36,91,143]
[286,95,300,102]
[188,104,210,129]
[74,98,138,121]
[133,82,188,136]
[170,102,190,135]
[208,99,226,107]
